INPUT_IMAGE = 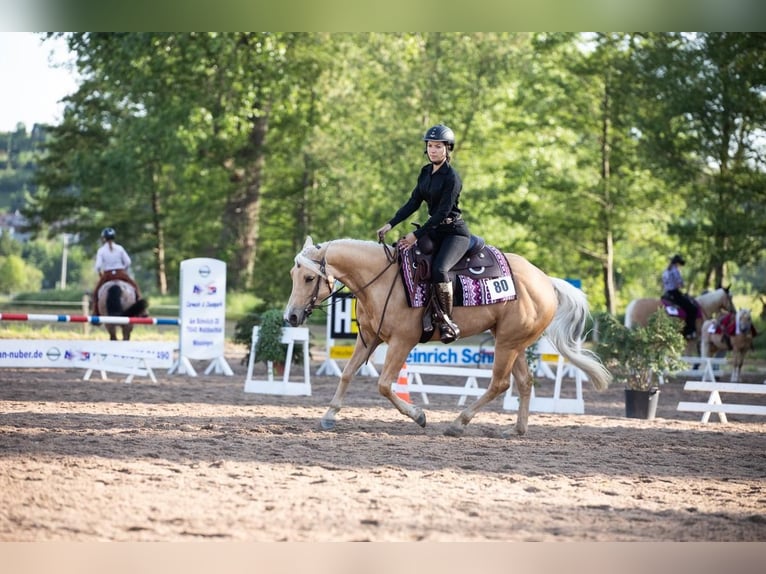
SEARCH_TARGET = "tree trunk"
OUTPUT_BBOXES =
[600,80,616,315]
[150,182,168,295]
[221,110,269,291]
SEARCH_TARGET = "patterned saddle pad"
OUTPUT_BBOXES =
[399,243,517,308]
[660,299,702,320]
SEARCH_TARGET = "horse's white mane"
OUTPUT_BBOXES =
[293,237,377,277]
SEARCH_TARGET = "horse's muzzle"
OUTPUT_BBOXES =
[285,308,306,328]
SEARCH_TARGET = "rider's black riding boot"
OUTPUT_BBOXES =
[434,282,461,344]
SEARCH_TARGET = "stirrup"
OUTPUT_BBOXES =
[439,320,460,344]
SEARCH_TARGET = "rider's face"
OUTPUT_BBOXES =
[426,140,447,164]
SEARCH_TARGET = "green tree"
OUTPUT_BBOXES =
[634,32,766,290]
[0,254,43,294]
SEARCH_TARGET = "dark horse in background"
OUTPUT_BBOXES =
[96,280,149,340]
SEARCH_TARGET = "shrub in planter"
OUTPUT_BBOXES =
[233,307,303,367]
[595,310,688,391]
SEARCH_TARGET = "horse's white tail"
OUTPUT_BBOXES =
[624,299,637,328]
[546,277,612,391]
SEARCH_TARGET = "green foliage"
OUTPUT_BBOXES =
[3,32,765,317]
[0,255,43,294]
[233,307,304,367]
[9,288,87,304]
[595,311,688,391]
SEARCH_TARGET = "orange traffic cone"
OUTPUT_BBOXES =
[395,363,411,403]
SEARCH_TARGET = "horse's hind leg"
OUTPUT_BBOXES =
[106,325,118,341]
[320,329,379,431]
[505,354,532,437]
[444,348,518,438]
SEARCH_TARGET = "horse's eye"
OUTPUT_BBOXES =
[304,275,315,284]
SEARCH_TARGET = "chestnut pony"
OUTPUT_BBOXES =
[285,237,611,438]
[701,308,755,383]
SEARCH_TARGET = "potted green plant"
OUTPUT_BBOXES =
[234,307,303,380]
[595,310,688,419]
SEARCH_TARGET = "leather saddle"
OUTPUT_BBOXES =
[410,234,501,283]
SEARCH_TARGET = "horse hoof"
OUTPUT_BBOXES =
[501,427,526,439]
[443,425,465,438]
[319,418,336,431]
[414,411,427,428]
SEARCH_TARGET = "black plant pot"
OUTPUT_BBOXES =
[624,388,660,419]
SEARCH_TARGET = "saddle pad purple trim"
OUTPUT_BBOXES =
[399,244,517,308]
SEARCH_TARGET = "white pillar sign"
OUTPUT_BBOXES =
[169,257,232,376]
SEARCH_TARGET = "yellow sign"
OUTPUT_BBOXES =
[331,293,359,339]
[330,345,356,359]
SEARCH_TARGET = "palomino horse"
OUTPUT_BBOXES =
[701,308,755,383]
[624,287,735,353]
[96,280,148,340]
[285,237,611,437]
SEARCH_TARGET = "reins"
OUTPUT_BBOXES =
[356,241,401,360]
[298,241,401,361]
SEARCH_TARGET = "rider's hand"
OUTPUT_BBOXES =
[397,232,417,250]
[376,223,391,242]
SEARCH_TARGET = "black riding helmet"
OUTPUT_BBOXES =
[671,254,685,265]
[423,124,455,151]
[101,227,116,240]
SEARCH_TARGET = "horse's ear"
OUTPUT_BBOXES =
[303,236,313,250]
[724,284,731,292]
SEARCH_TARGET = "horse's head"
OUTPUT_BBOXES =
[737,308,752,334]
[285,236,335,327]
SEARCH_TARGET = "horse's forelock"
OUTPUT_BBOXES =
[294,251,324,277]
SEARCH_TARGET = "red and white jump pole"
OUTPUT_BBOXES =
[0,313,180,326]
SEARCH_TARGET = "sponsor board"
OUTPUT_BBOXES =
[178,258,227,360]
[0,340,176,369]
[373,344,497,367]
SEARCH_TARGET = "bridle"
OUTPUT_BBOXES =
[294,242,400,352]
[293,252,339,320]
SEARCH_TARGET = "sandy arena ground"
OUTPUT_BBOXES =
[1,347,765,542]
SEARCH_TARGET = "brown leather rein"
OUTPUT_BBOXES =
[297,241,400,359]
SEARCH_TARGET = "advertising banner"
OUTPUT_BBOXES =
[0,340,176,369]
[178,258,227,361]
[330,293,359,339]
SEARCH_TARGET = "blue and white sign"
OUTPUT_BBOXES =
[374,344,496,367]
[177,258,227,361]
[0,340,175,369]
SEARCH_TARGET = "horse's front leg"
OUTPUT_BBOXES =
[320,332,379,430]
[376,345,426,427]
[444,349,518,438]
[731,349,743,383]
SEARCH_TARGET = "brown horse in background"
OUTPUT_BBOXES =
[285,237,611,438]
[96,280,148,340]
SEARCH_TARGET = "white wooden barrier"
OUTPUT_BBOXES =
[677,381,766,423]
[71,345,177,384]
[243,326,312,396]
[660,356,728,384]
[393,365,502,406]
[391,348,585,414]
